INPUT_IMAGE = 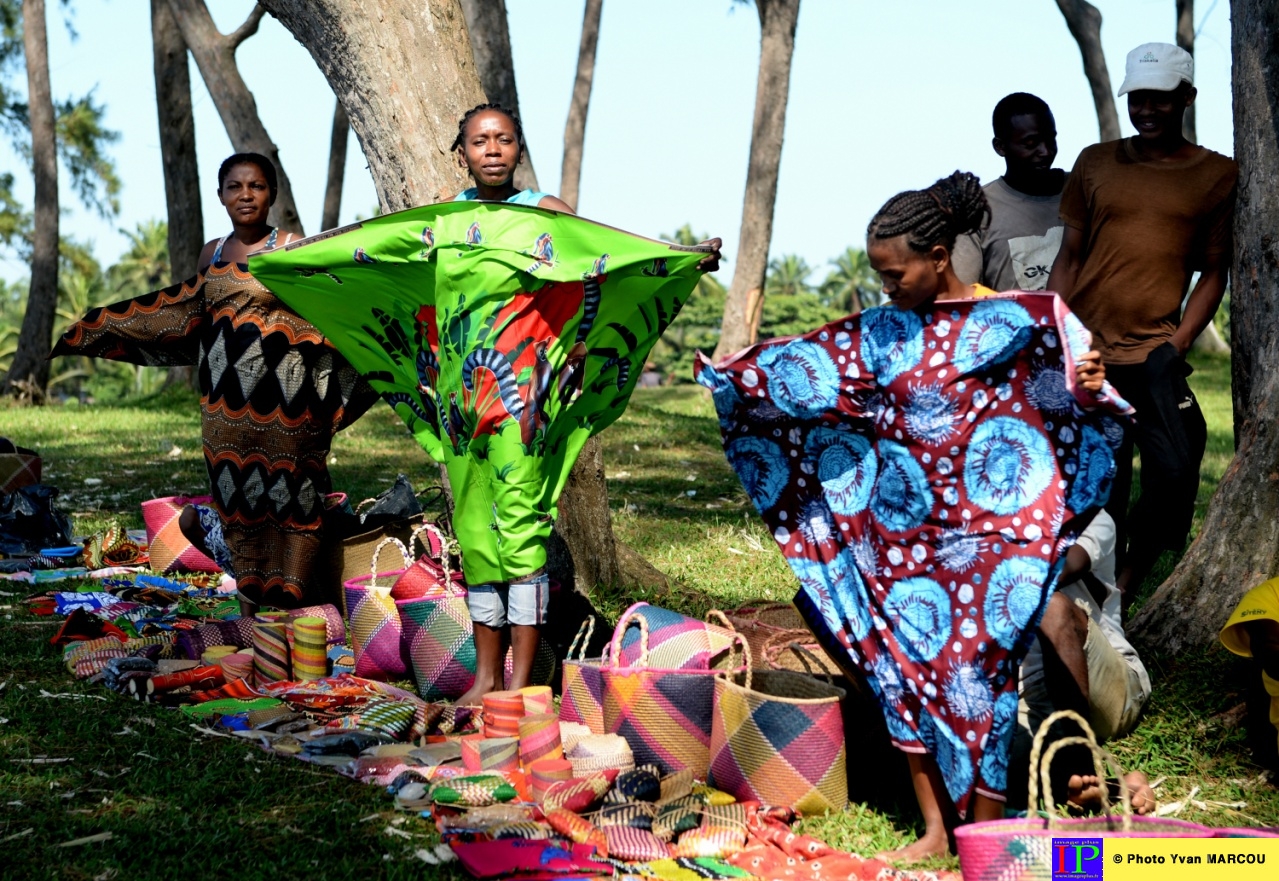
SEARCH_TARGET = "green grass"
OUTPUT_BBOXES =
[2,352,1276,879]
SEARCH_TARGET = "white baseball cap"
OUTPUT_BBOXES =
[1117,42,1194,96]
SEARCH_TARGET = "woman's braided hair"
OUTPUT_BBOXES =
[451,102,527,161]
[866,171,990,254]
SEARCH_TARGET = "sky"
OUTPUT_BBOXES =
[0,0,1234,288]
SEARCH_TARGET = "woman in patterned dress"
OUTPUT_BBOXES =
[54,153,378,612]
[699,172,1128,861]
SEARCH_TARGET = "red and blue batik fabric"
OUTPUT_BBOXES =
[695,292,1133,817]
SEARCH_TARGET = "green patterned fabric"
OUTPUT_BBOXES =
[252,202,705,584]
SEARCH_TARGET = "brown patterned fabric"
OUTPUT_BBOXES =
[53,263,378,607]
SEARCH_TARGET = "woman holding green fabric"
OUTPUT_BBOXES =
[448,103,721,705]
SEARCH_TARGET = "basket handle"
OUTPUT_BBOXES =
[406,521,455,588]
[368,536,412,589]
[355,497,378,515]
[609,606,651,668]
[1039,735,1132,832]
[704,608,738,634]
[567,615,596,661]
[765,638,835,684]
[1028,708,1097,811]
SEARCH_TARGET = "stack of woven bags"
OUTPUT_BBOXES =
[364,599,858,873]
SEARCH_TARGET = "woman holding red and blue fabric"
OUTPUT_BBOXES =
[699,172,1131,861]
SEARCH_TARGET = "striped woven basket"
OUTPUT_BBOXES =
[955,710,1212,879]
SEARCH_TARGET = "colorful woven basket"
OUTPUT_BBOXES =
[397,536,476,700]
[955,711,1212,879]
[141,495,220,574]
[616,602,738,671]
[343,537,412,680]
[560,616,606,734]
[708,641,848,815]
[601,605,747,777]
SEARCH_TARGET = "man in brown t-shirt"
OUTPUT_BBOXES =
[1048,42,1237,606]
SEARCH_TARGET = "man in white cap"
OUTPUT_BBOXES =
[1048,43,1237,609]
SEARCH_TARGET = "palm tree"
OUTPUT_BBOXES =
[821,247,880,314]
[711,0,803,361]
[110,219,170,298]
[765,254,813,298]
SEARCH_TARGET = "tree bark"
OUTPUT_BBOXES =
[4,0,58,397]
[259,0,481,212]
[261,0,638,594]
[1055,0,1122,143]
[167,0,303,234]
[320,99,348,230]
[712,0,801,361]
[1130,0,1275,654]
[460,0,537,192]
[1176,0,1198,144]
[152,0,203,282]
[559,0,602,213]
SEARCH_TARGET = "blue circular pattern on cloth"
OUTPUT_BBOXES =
[724,436,789,511]
[983,556,1050,650]
[789,551,872,642]
[1022,365,1075,416]
[883,577,951,662]
[953,300,1035,375]
[757,340,839,418]
[1098,414,1127,451]
[805,427,877,516]
[963,416,1053,515]
[1068,425,1116,512]
[872,441,932,532]
[944,661,994,722]
[919,712,975,807]
[861,306,923,384]
[903,382,960,446]
[979,691,1020,794]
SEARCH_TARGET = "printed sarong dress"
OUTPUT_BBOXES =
[697,292,1132,815]
[53,263,378,608]
[250,202,708,586]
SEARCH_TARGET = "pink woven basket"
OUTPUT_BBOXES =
[956,712,1212,879]
[343,537,412,680]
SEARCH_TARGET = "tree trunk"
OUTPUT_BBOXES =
[559,0,603,212]
[167,0,304,234]
[4,0,58,398]
[320,99,348,230]
[712,0,801,361]
[151,0,202,390]
[1130,0,1275,654]
[260,0,642,594]
[460,0,537,192]
[1055,0,1122,142]
[1176,0,1198,144]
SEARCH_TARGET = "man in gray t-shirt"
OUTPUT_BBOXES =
[953,93,1067,291]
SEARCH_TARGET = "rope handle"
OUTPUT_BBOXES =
[355,497,379,515]
[704,608,737,633]
[1027,709,1098,810]
[567,616,596,662]
[368,536,412,589]
[705,608,754,688]
[609,605,651,668]
[764,637,835,684]
[1039,735,1132,831]
[406,521,455,588]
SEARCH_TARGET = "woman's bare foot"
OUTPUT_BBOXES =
[454,674,499,708]
[1067,771,1155,815]
[876,828,950,864]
